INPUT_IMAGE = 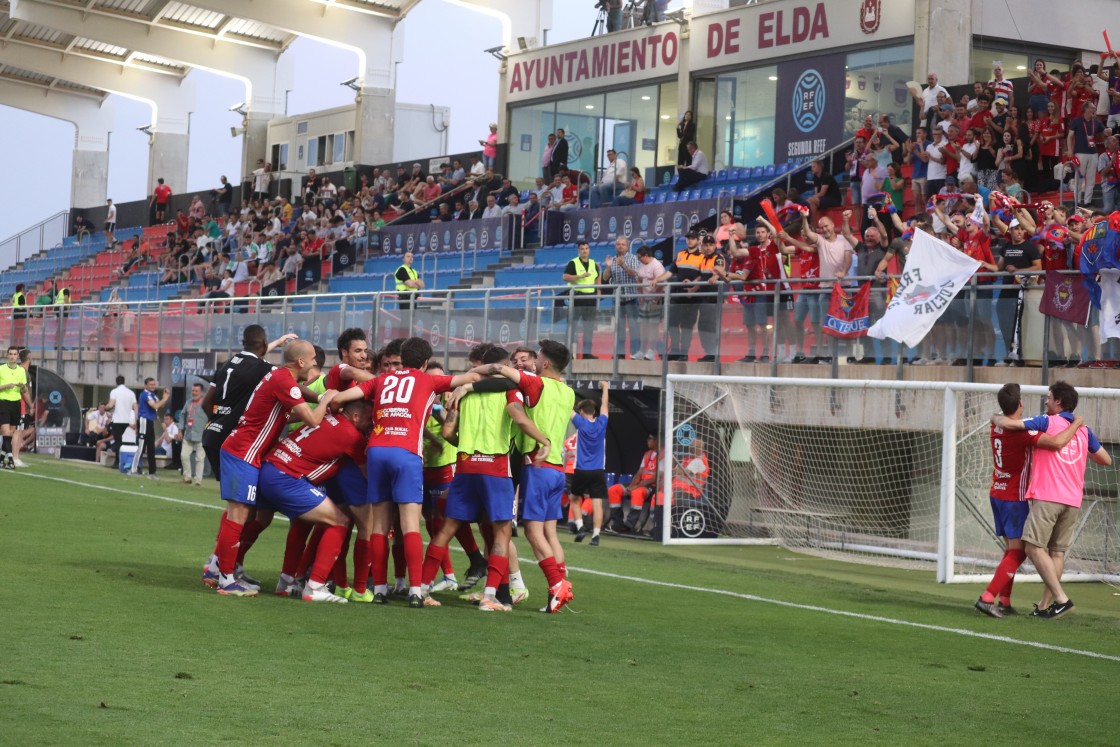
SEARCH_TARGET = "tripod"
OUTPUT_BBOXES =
[591,6,607,36]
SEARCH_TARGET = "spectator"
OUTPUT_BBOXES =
[845,135,868,205]
[495,178,518,207]
[208,269,235,301]
[925,127,949,198]
[555,174,580,211]
[991,215,1042,366]
[1101,135,1120,213]
[635,245,666,360]
[214,175,233,216]
[151,177,172,223]
[549,130,569,180]
[561,241,601,359]
[676,111,696,168]
[115,244,147,277]
[988,62,1015,101]
[601,236,642,359]
[280,244,303,278]
[1038,99,1064,189]
[674,141,710,192]
[156,412,180,458]
[479,123,499,169]
[72,213,92,242]
[727,223,780,363]
[104,198,117,246]
[1027,59,1053,115]
[523,192,543,244]
[251,159,272,201]
[179,382,207,485]
[542,133,557,180]
[614,167,645,206]
[481,193,503,219]
[605,0,622,32]
[256,262,282,287]
[1067,101,1105,205]
[804,159,840,222]
[878,113,909,165]
[467,199,483,220]
[591,149,627,208]
[502,192,526,218]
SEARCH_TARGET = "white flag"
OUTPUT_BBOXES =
[1099,269,1120,343]
[867,230,982,347]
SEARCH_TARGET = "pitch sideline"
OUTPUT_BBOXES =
[15,470,1120,664]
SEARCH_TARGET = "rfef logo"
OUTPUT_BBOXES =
[792,69,826,133]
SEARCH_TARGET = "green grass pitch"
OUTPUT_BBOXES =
[2,456,1119,745]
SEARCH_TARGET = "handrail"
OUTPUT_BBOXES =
[382,179,476,227]
[0,209,71,272]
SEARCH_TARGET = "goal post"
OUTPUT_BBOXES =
[662,375,1120,585]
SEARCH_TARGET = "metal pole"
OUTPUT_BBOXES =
[714,283,724,376]
[1041,309,1052,387]
[134,300,143,380]
[611,284,621,378]
[965,277,977,382]
[769,284,780,377]
[660,281,671,379]
[443,289,453,369]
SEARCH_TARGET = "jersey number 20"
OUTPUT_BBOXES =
[379,375,415,405]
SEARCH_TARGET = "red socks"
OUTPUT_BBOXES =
[281,520,314,577]
[235,519,266,565]
[296,524,326,578]
[456,523,479,555]
[983,548,1027,603]
[215,516,243,576]
[370,533,390,587]
[538,556,564,588]
[331,528,353,588]
[310,524,347,584]
[404,532,424,589]
[486,554,509,591]
[391,534,405,580]
[352,539,371,594]
[422,543,449,586]
[212,510,228,555]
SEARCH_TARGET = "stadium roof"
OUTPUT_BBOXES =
[0,0,422,102]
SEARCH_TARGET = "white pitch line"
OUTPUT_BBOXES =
[16,470,1120,664]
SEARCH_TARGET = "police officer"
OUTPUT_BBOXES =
[561,241,600,359]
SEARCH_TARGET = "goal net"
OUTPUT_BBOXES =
[662,376,1120,584]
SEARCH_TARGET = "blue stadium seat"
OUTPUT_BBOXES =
[749,166,764,180]
[713,170,728,183]
[763,164,776,179]
[700,188,714,200]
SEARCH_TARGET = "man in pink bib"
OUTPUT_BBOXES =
[993,382,1112,619]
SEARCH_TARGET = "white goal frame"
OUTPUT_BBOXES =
[662,375,1120,585]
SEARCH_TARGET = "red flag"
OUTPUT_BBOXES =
[823,281,871,338]
[1040,270,1090,325]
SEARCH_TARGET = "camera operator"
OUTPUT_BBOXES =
[599,0,622,33]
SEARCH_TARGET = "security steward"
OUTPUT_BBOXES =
[655,230,704,361]
[561,241,600,360]
[394,251,424,311]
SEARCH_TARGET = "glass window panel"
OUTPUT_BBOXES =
[844,44,915,136]
[555,94,606,183]
[602,85,660,185]
[507,101,556,189]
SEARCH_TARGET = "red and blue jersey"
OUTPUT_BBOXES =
[265,413,367,485]
[989,424,1041,501]
[325,363,363,392]
[222,367,305,467]
[357,369,455,456]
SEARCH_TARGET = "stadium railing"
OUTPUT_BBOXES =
[1,269,1109,380]
[0,210,70,273]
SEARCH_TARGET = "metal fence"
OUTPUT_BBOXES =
[1,271,1111,383]
[0,211,70,272]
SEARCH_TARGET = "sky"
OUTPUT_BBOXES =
[0,0,665,242]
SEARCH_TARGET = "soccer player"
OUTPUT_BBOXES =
[992,382,1111,618]
[421,362,464,593]
[478,340,577,613]
[0,345,30,469]
[207,340,338,596]
[421,346,551,611]
[325,328,374,391]
[571,382,610,545]
[331,337,483,607]
[608,432,661,533]
[259,399,372,603]
[975,383,1084,618]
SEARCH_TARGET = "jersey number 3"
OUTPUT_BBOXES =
[379,375,415,405]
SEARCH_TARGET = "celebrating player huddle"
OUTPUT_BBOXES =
[197,323,578,614]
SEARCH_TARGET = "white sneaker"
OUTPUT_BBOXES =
[644,350,656,360]
[12,459,27,468]
[430,575,459,593]
[302,580,348,603]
